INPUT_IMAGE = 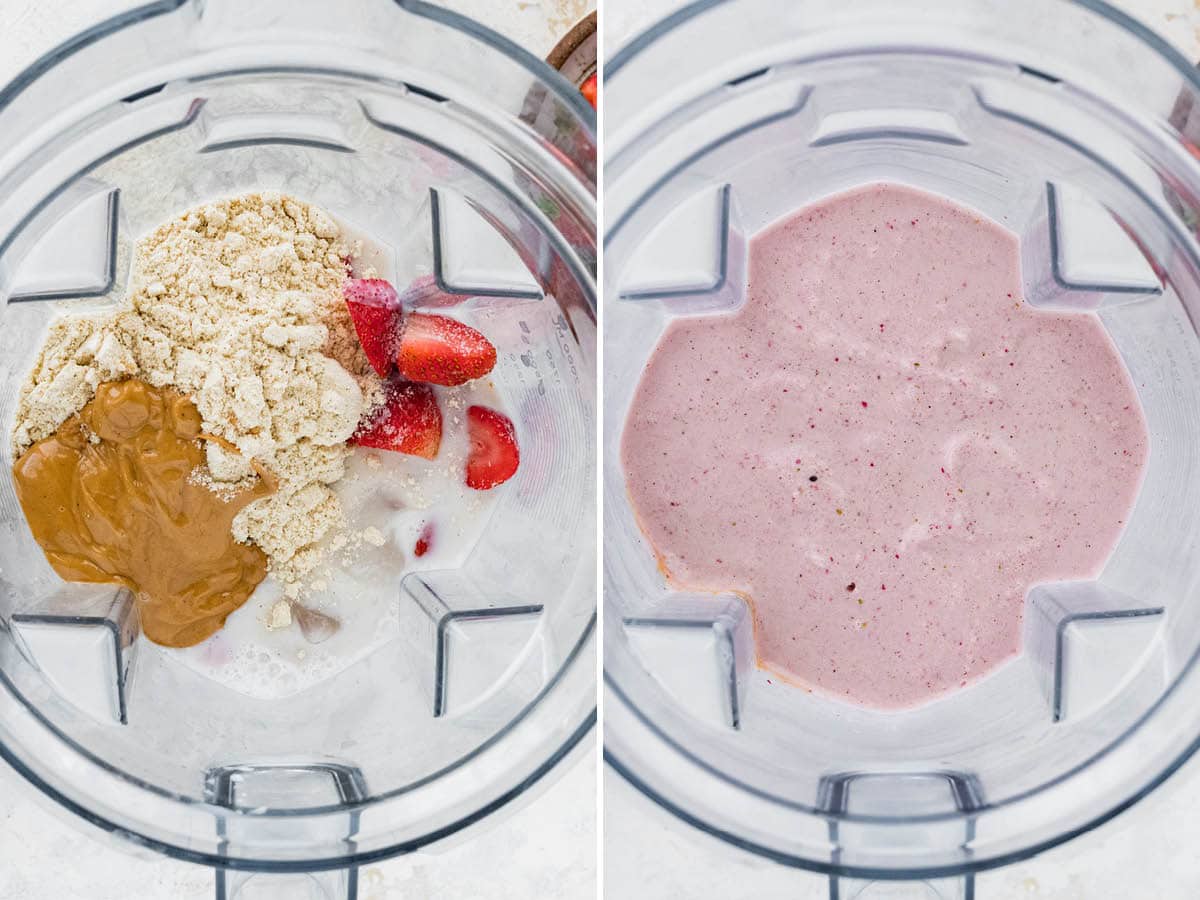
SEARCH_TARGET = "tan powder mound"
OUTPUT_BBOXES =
[12,192,383,583]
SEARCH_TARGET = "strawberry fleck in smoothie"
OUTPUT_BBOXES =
[621,183,1149,709]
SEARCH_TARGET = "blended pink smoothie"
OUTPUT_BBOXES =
[622,183,1149,709]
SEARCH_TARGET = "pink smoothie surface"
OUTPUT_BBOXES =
[621,182,1149,709]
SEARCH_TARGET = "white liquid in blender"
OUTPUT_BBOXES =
[166,375,505,699]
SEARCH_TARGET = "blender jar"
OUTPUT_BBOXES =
[604,0,1200,896]
[0,0,596,896]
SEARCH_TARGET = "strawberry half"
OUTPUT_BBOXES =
[397,313,496,387]
[344,278,402,378]
[465,405,519,490]
[580,73,597,109]
[349,378,441,459]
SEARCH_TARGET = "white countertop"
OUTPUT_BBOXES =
[603,1,1200,898]
[0,1,597,898]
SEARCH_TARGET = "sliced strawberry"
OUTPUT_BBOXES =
[397,313,496,387]
[465,405,519,490]
[344,278,402,378]
[414,521,433,557]
[349,378,441,459]
[580,73,597,109]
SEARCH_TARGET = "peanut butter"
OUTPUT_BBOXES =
[12,379,273,647]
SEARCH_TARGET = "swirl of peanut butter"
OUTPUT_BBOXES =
[12,379,274,647]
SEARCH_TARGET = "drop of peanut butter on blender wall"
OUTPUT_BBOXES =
[12,379,274,648]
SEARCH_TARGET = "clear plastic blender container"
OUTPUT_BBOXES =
[0,1,595,896]
[604,1,1200,896]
